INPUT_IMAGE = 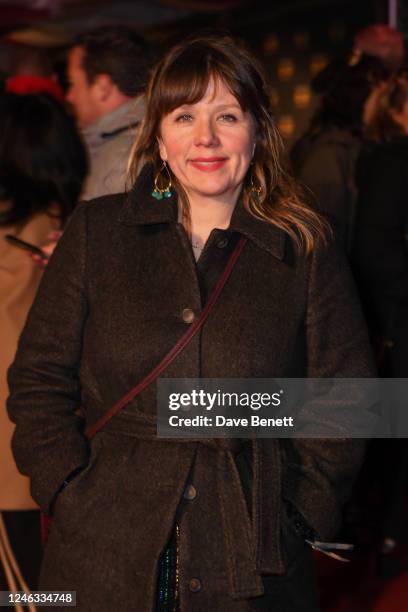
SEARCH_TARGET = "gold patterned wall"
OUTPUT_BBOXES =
[254,10,362,149]
[262,20,350,146]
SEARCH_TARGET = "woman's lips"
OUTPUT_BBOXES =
[189,158,227,172]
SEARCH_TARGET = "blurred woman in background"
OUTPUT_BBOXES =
[352,73,408,577]
[0,92,87,597]
[354,72,408,355]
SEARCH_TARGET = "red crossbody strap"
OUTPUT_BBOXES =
[85,236,247,439]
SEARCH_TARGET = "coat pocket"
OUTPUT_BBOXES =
[52,434,104,530]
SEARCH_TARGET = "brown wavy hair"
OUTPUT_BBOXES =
[367,69,408,141]
[129,34,330,254]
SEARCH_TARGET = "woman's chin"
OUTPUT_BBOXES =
[186,182,240,202]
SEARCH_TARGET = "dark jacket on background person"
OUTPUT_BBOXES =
[352,136,408,375]
[352,137,408,562]
[7,165,375,611]
[291,126,362,252]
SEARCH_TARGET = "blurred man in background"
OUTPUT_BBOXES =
[66,26,151,200]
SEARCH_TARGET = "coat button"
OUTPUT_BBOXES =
[183,484,197,500]
[217,237,229,248]
[189,578,201,592]
[182,308,195,324]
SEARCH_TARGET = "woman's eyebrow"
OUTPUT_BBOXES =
[171,102,243,112]
[213,103,242,111]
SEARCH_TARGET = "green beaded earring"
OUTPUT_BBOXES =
[151,162,173,200]
[250,174,262,200]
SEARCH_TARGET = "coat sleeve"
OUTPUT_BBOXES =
[282,239,376,540]
[7,203,90,513]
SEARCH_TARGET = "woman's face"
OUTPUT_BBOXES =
[158,77,256,205]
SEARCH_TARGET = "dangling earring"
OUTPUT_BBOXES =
[151,162,173,200]
[250,174,262,200]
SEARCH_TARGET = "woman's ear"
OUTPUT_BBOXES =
[157,136,168,161]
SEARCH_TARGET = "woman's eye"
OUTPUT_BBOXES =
[219,114,237,122]
[175,113,193,122]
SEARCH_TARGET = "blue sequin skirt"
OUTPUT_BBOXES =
[156,524,180,611]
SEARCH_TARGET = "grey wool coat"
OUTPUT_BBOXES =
[7,165,375,611]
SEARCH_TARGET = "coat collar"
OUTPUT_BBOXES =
[118,164,285,260]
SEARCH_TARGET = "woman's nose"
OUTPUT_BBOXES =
[193,118,219,146]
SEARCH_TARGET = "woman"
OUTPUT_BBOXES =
[352,73,408,578]
[7,36,374,611]
[0,93,87,596]
[354,73,408,355]
[291,53,389,253]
